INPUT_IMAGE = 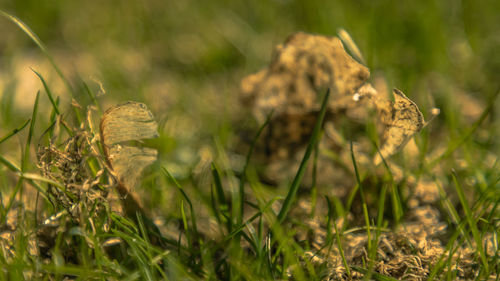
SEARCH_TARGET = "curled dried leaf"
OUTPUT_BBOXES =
[100,101,158,215]
[100,101,158,146]
[106,145,158,189]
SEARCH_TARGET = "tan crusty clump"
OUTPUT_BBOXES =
[240,32,428,185]
[241,32,370,122]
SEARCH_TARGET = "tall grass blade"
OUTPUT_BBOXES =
[327,196,351,278]
[162,167,199,243]
[211,162,232,232]
[351,266,400,281]
[32,69,60,115]
[430,88,500,167]
[0,10,74,96]
[83,81,102,112]
[1,92,40,223]
[238,110,273,225]
[428,226,462,280]
[0,119,30,145]
[23,91,39,170]
[350,142,371,241]
[0,155,21,172]
[32,70,76,134]
[276,88,330,224]
[452,171,489,273]
[374,143,403,224]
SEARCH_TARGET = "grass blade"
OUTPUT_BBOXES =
[1,92,40,223]
[429,88,500,167]
[32,69,60,114]
[83,81,102,112]
[351,266,400,281]
[162,167,199,244]
[238,110,273,225]
[23,91,40,170]
[211,162,232,233]
[32,70,75,134]
[326,196,351,278]
[0,119,30,145]
[276,88,330,224]
[0,10,74,96]
[452,171,489,273]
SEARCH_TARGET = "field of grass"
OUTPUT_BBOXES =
[0,0,499,280]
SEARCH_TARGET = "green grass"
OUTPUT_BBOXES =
[1,1,499,280]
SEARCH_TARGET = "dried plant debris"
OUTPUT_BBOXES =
[295,213,493,280]
[1,103,161,270]
[239,32,430,185]
[285,178,495,281]
[37,129,108,220]
[100,101,158,217]
[32,115,114,267]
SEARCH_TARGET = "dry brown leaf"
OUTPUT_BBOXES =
[100,101,158,216]
[100,101,158,146]
[106,145,157,190]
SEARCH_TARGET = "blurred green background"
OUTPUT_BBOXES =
[1,0,499,172]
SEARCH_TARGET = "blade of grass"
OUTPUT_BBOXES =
[210,183,223,225]
[0,155,50,204]
[162,167,199,244]
[429,87,500,168]
[435,177,472,246]
[83,81,102,112]
[211,162,232,232]
[0,155,21,173]
[180,200,191,247]
[310,140,319,218]
[276,88,330,224]
[0,10,74,96]
[39,265,115,279]
[326,196,351,278]
[19,172,64,190]
[23,91,39,170]
[428,225,463,280]
[0,119,30,145]
[350,141,372,249]
[375,142,404,224]
[20,172,76,201]
[32,69,60,115]
[452,171,489,273]
[226,197,279,241]
[351,266,400,281]
[372,183,388,260]
[1,92,39,223]
[238,110,273,225]
[211,163,228,206]
[32,70,75,134]
[351,142,378,280]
